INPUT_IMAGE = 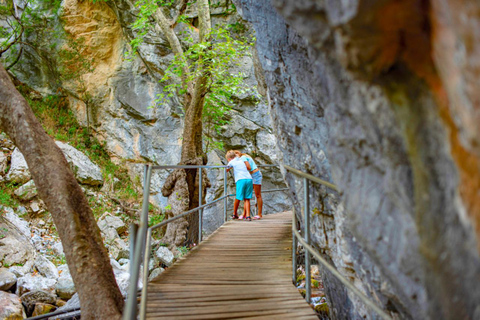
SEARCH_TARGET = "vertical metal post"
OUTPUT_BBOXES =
[139,228,152,320]
[129,223,138,262]
[304,178,311,304]
[292,209,297,284]
[223,167,228,222]
[123,164,152,320]
[198,167,203,243]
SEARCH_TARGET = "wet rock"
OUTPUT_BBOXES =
[0,267,17,291]
[0,291,25,320]
[20,290,57,316]
[55,141,104,186]
[14,180,38,200]
[5,148,31,184]
[16,274,57,296]
[155,247,175,267]
[35,255,59,280]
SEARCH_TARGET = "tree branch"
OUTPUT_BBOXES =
[171,0,189,29]
[5,46,23,70]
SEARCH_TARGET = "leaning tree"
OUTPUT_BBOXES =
[131,0,251,248]
[0,63,124,319]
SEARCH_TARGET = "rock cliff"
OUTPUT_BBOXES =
[234,0,480,319]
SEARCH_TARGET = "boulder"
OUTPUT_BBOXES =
[32,303,56,317]
[35,255,59,280]
[0,132,14,150]
[16,274,57,296]
[98,215,127,234]
[14,180,38,200]
[102,227,120,244]
[148,267,164,282]
[0,215,35,267]
[5,148,31,184]
[54,293,80,319]
[9,260,34,278]
[20,290,57,316]
[55,265,75,300]
[2,206,31,239]
[0,268,17,291]
[0,291,25,320]
[155,246,175,267]
[110,259,142,297]
[108,238,129,260]
[55,141,103,186]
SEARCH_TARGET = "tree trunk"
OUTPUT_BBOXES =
[0,64,124,320]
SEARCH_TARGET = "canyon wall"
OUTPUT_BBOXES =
[233,0,480,319]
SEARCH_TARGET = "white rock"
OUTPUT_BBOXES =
[30,201,41,213]
[9,260,34,278]
[98,215,126,234]
[0,218,35,267]
[155,247,175,267]
[2,207,30,239]
[55,266,75,300]
[14,180,38,200]
[109,238,129,260]
[0,291,26,319]
[52,242,64,256]
[118,258,130,266]
[34,255,59,280]
[16,274,57,296]
[148,267,164,282]
[103,227,120,244]
[5,148,31,184]
[55,141,104,186]
[0,268,17,291]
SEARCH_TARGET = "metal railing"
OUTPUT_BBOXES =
[284,164,392,320]
[123,163,288,320]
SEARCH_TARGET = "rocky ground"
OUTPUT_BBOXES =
[0,133,177,319]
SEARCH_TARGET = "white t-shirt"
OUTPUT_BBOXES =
[227,157,252,182]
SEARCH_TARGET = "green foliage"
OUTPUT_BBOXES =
[0,183,18,208]
[177,245,189,257]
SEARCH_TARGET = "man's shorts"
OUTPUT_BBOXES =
[251,171,262,185]
[236,179,253,200]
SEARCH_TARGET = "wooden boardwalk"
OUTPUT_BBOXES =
[145,211,318,319]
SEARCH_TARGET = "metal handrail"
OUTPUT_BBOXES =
[124,163,289,320]
[284,164,391,320]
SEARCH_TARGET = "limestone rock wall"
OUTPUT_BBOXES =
[234,0,480,319]
[7,0,291,232]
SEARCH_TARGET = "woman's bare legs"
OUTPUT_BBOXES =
[254,184,262,217]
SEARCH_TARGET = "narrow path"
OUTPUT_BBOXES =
[145,211,318,319]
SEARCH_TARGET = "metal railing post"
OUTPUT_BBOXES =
[198,168,203,243]
[304,177,311,304]
[223,168,228,222]
[292,210,297,284]
[129,223,138,262]
[139,228,152,320]
[123,164,152,320]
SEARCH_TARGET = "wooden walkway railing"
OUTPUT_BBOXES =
[144,211,318,319]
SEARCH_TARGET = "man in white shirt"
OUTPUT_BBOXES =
[226,150,253,221]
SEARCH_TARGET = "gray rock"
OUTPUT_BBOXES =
[5,148,31,184]
[35,255,59,280]
[2,207,31,239]
[0,216,35,268]
[52,242,64,256]
[108,238,129,260]
[20,290,57,316]
[0,267,17,291]
[16,274,57,296]
[148,267,164,282]
[0,132,14,150]
[9,260,34,278]
[0,152,7,176]
[52,293,80,319]
[0,291,26,319]
[55,141,104,186]
[155,246,175,267]
[30,201,42,213]
[102,227,120,244]
[14,180,38,200]
[98,215,127,234]
[55,265,75,300]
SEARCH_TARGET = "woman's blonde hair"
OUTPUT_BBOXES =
[225,150,237,160]
[233,150,252,158]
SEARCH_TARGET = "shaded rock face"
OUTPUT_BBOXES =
[234,0,480,319]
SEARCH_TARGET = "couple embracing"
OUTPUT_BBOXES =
[225,150,263,221]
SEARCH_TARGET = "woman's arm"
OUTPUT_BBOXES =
[244,161,251,171]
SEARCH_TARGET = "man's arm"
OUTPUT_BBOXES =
[244,161,251,171]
